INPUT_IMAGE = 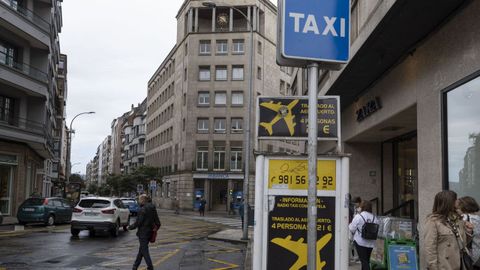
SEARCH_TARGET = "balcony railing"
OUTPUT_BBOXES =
[0,51,48,83]
[0,0,50,32]
[0,114,46,137]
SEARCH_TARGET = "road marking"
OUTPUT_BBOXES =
[138,249,180,270]
[208,258,239,270]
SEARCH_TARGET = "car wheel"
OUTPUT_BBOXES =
[46,215,55,226]
[71,228,80,236]
[111,220,119,237]
[89,229,96,237]
[123,216,130,232]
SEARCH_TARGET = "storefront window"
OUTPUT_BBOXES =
[446,75,480,201]
[0,164,13,215]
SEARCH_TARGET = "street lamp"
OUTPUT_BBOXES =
[202,1,254,240]
[66,111,95,195]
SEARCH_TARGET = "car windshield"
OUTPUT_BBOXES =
[22,198,45,206]
[78,199,111,208]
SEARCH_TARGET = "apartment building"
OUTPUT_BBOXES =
[121,100,146,174]
[0,0,65,217]
[145,0,294,212]
[99,136,111,184]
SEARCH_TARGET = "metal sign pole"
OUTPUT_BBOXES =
[307,62,319,270]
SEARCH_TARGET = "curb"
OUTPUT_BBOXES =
[206,234,249,244]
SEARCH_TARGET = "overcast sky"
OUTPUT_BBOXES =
[61,0,276,175]
[61,1,179,174]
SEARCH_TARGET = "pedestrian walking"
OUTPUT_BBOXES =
[239,199,247,229]
[457,196,480,269]
[199,197,206,216]
[424,190,474,270]
[128,194,161,270]
[173,197,180,215]
[348,200,379,270]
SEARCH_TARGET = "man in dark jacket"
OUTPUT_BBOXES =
[128,194,161,270]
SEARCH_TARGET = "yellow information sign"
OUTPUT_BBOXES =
[268,159,336,190]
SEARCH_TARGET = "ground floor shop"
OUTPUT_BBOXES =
[154,172,253,213]
[332,1,480,267]
[0,141,45,217]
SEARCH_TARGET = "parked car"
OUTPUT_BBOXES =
[120,198,139,216]
[71,197,130,237]
[17,197,73,226]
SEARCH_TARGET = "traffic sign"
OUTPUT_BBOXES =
[279,0,350,63]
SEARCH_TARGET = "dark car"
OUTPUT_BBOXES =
[120,198,139,216]
[17,197,73,226]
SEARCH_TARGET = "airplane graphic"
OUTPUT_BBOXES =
[259,99,299,136]
[271,233,332,270]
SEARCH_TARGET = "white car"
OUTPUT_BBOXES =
[71,197,130,237]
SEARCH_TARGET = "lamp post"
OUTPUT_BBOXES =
[66,112,95,196]
[202,1,254,240]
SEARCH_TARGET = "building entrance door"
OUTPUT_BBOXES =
[393,133,418,219]
[211,180,228,211]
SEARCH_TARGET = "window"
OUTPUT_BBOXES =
[213,146,226,170]
[184,42,188,55]
[199,40,211,55]
[196,146,208,170]
[232,39,244,54]
[231,118,243,133]
[215,66,227,81]
[230,147,242,171]
[232,65,244,80]
[198,92,210,106]
[183,93,186,106]
[198,92,210,105]
[216,40,228,54]
[257,66,262,80]
[445,74,480,201]
[0,96,15,124]
[231,92,243,106]
[184,68,187,81]
[257,41,262,55]
[214,118,226,133]
[182,118,185,131]
[214,92,226,106]
[199,66,210,81]
[0,42,17,66]
[197,118,209,133]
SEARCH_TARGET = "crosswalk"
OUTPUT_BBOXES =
[189,216,243,229]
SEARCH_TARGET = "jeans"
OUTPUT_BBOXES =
[133,237,153,270]
[354,241,373,270]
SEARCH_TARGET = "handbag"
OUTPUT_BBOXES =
[448,218,474,270]
[149,224,159,243]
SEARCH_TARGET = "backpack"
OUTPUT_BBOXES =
[358,214,379,240]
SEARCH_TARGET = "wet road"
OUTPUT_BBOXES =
[0,212,245,270]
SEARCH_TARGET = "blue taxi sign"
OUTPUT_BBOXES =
[281,0,350,63]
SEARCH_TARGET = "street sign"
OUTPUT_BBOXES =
[279,0,350,63]
[256,96,339,140]
[149,180,157,191]
[268,159,336,190]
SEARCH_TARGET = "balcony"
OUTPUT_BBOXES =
[0,52,48,96]
[0,115,53,159]
[0,1,51,48]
